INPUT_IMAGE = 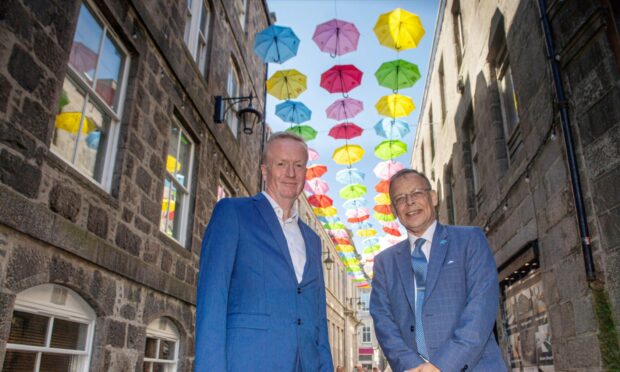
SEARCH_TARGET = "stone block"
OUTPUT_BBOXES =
[0,1,35,44]
[49,183,81,222]
[33,30,67,79]
[149,152,164,177]
[127,323,144,350]
[593,165,620,211]
[120,304,136,321]
[0,120,37,157]
[10,97,52,143]
[0,74,10,113]
[0,149,42,198]
[89,270,116,315]
[140,195,160,225]
[584,124,620,180]
[105,319,127,348]
[134,215,151,235]
[87,205,109,239]
[127,132,145,159]
[5,244,49,291]
[8,45,43,92]
[572,296,597,335]
[135,166,152,194]
[122,207,133,223]
[174,259,186,281]
[115,223,142,256]
[142,239,160,265]
[599,207,620,249]
[161,249,172,273]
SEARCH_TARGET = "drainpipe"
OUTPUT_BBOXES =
[537,0,596,281]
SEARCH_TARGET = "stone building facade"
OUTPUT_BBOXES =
[412,0,620,370]
[0,0,272,370]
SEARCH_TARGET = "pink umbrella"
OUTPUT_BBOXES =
[373,160,405,180]
[320,65,363,94]
[308,148,319,161]
[326,98,364,120]
[345,207,370,218]
[305,178,330,194]
[328,122,364,140]
[328,229,350,239]
[312,19,360,56]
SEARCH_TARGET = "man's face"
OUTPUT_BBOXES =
[390,173,437,236]
[261,138,308,205]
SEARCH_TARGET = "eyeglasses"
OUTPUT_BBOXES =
[392,188,431,206]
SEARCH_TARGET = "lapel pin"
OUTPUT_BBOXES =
[440,239,447,245]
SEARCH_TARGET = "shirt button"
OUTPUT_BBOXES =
[297,319,302,325]
[297,287,301,294]
[410,325,415,332]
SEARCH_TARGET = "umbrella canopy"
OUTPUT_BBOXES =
[324,222,346,230]
[374,118,411,139]
[373,204,392,214]
[374,192,391,205]
[348,215,370,223]
[305,178,330,194]
[343,198,367,209]
[266,69,307,100]
[373,160,405,180]
[55,112,97,134]
[329,229,350,239]
[328,122,364,140]
[332,144,365,165]
[374,140,408,160]
[318,215,339,224]
[375,94,415,118]
[275,100,312,124]
[314,206,338,217]
[308,194,334,208]
[336,168,365,184]
[253,25,300,64]
[373,8,425,51]
[357,228,377,237]
[339,184,367,199]
[374,212,396,222]
[308,148,319,161]
[383,226,402,236]
[375,179,390,193]
[312,18,360,56]
[320,65,363,94]
[375,59,421,90]
[326,98,364,121]
[286,124,317,141]
[306,164,327,180]
[346,207,370,218]
[332,237,352,245]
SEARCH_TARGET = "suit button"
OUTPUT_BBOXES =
[297,287,301,294]
[410,325,415,332]
[461,365,468,371]
[297,319,302,325]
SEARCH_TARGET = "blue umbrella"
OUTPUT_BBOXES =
[85,131,100,149]
[275,100,312,124]
[343,197,367,210]
[374,118,410,139]
[362,237,380,247]
[354,221,373,230]
[317,215,341,224]
[335,168,365,184]
[253,25,300,64]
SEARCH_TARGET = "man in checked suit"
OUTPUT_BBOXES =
[195,132,333,371]
[369,169,506,372]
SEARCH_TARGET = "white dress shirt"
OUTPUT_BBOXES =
[262,192,306,283]
[407,220,437,303]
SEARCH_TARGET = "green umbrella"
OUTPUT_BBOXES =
[375,59,421,90]
[323,222,346,230]
[373,212,396,222]
[374,140,407,160]
[286,124,317,141]
[339,184,367,199]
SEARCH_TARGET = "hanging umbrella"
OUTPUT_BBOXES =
[266,69,307,100]
[346,207,370,218]
[326,98,364,121]
[313,206,338,217]
[375,59,421,90]
[324,222,346,230]
[332,144,364,165]
[373,8,426,51]
[348,215,370,223]
[312,18,360,56]
[339,184,367,199]
[375,179,390,193]
[286,125,317,141]
[374,118,410,139]
[356,221,373,230]
[374,140,408,160]
[318,215,339,224]
[374,212,396,222]
[332,237,352,245]
[336,244,356,253]
[308,148,319,161]
[343,198,367,209]
[336,168,365,184]
[55,112,97,134]
[328,122,364,140]
[275,101,312,124]
[383,226,402,236]
[305,178,330,194]
[357,229,377,237]
[306,164,327,179]
[374,193,391,205]
[320,65,363,94]
[373,204,392,214]
[375,94,415,118]
[329,229,350,239]
[373,160,405,180]
[308,194,333,208]
[253,25,300,64]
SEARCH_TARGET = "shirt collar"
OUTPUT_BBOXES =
[407,220,437,247]
[262,191,299,222]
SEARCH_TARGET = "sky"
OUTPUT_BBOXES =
[264,0,439,258]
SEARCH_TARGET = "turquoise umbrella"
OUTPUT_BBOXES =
[336,168,365,184]
[275,100,312,124]
[374,118,410,139]
[343,198,367,209]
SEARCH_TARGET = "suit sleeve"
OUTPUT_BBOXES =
[432,228,500,372]
[370,254,425,372]
[195,199,239,372]
[316,236,335,372]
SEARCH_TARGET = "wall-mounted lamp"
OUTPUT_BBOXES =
[322,250,334,271]
[213,93,263,135]
[347,296,363,308]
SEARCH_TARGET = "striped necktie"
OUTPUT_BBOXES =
[412,237,428,359]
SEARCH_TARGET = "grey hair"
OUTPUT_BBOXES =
[261,131,308,164]
[388,169,433,198]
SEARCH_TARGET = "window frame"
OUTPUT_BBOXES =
[183,0,211,76]
[362,325,371,343]
[495,44,521,161]
[226,58,242,137]
[143,318,180,372]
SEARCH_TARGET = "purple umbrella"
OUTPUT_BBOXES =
[312,19,360,57]
[325,98,364,121]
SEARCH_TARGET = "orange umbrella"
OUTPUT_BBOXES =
[375,180,390,193]
[332,237,352,245]
[373,204,392,214]
[348,215,370,223]
[306,164,327,180]
[308,194,333,208]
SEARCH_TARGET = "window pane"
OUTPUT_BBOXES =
[171,183,185,239]
[161,178,174,237]
[70,4,103,83]
[2,350,37,371]
[40,353,79,372]
[143,361,153,372]
[8,310,49,347]
[177,132,191,188]
[95,34,125,109]
[53,79,87,164]
[75,101,111,182]
[50,318,88,350]
[159,340,176,360]
[145,337,158,359]
[167,125,181,174]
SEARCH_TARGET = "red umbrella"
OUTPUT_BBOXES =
[308,194,334,208]
[348,215,370,223]
[332,237,352,245]
[328,122,364,140]
[320,65,363,94]
[373,204,392,214]
[383,226,402,236]
[306,164,327,180]
[375,180,390,193]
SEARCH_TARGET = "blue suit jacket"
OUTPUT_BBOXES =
[369,223,507,372]
[195,193,333,371]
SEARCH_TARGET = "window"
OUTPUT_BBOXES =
[217,177,234,201]
[144,317,179,372]
[420,142,426,175]
[444,162,457,225]
[183,0,211,76]
[3,284,95,372]
[160,118,194,245]
[429,122,435,161]
[226,58,242,137]
[463,108,479,217]
[452,0,465,69]
[234,0,248,31]
[52,3,129,190]
[496,44,521,160]
[360,290,370,311]
[438,57,447,125]
[362,325,371,343]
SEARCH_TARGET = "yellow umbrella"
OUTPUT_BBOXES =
[375,94,415,118]
[332,144,365,165]
[55,112,97,134]
[266,69,307,100]
[335,244,355,253]
[161,198,176,213]
[166,155,182,174]
[374,193,391,205]
[313,206,338,217]
[373,8,425,51]
[357,228,377,237]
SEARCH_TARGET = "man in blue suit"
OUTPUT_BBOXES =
[195,132,333,371]
[370,169,506,372]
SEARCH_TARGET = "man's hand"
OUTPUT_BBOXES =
[407,362,440,372]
